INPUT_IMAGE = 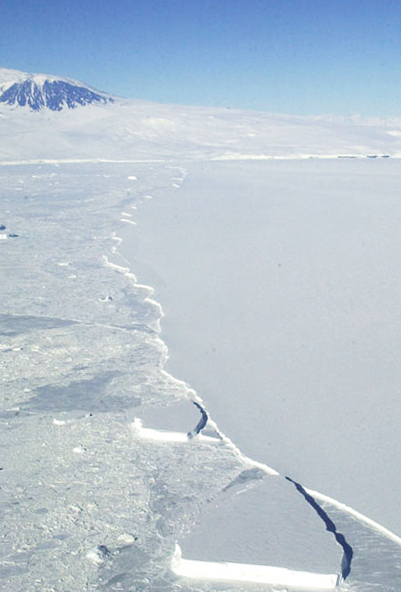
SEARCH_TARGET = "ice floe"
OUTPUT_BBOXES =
[171,544,340,589]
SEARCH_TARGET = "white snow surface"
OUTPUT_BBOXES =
[171,545,340,589]
[124,158,401,532]
[2,74,401,591]
[0,72,401,161]
[0,67,102,92]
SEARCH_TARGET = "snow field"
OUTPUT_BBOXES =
[2,158,401,591]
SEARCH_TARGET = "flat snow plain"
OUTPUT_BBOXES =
[120,158,401,590]
[2,156,401,591]
[123,159,401,528]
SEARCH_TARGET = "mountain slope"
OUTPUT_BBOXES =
[0,68,113,111]
[0,67,401,163]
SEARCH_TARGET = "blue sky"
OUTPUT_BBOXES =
[1,0,400,116]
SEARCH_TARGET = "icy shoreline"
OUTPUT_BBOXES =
[2,159,401,590]
[118,157,401,589]
[119,158,401,530]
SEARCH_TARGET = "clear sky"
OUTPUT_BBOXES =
[1,0,400,117]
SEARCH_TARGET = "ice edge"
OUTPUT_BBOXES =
[110,170,401,589]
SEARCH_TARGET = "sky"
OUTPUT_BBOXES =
[1,0,400,117]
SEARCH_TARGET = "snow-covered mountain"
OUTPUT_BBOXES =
[0,68,114,111]
[1,67,401,163]
[3,66,401,591]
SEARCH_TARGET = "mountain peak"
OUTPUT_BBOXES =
[0,68,114,112]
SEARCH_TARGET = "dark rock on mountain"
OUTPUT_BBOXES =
[0,70,114,111]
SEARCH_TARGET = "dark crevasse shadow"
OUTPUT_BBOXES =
[285,476,353,580]
[165,405,355,589]
[174,470,342,575]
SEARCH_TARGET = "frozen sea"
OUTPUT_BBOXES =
[122,158,401,533]
[2,158,401,591]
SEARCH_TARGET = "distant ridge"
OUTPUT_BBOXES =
[0,67,400,162]
[0,68,114,111]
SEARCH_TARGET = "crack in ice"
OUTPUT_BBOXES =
[187,401,208,439]
[285,476,353,581]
